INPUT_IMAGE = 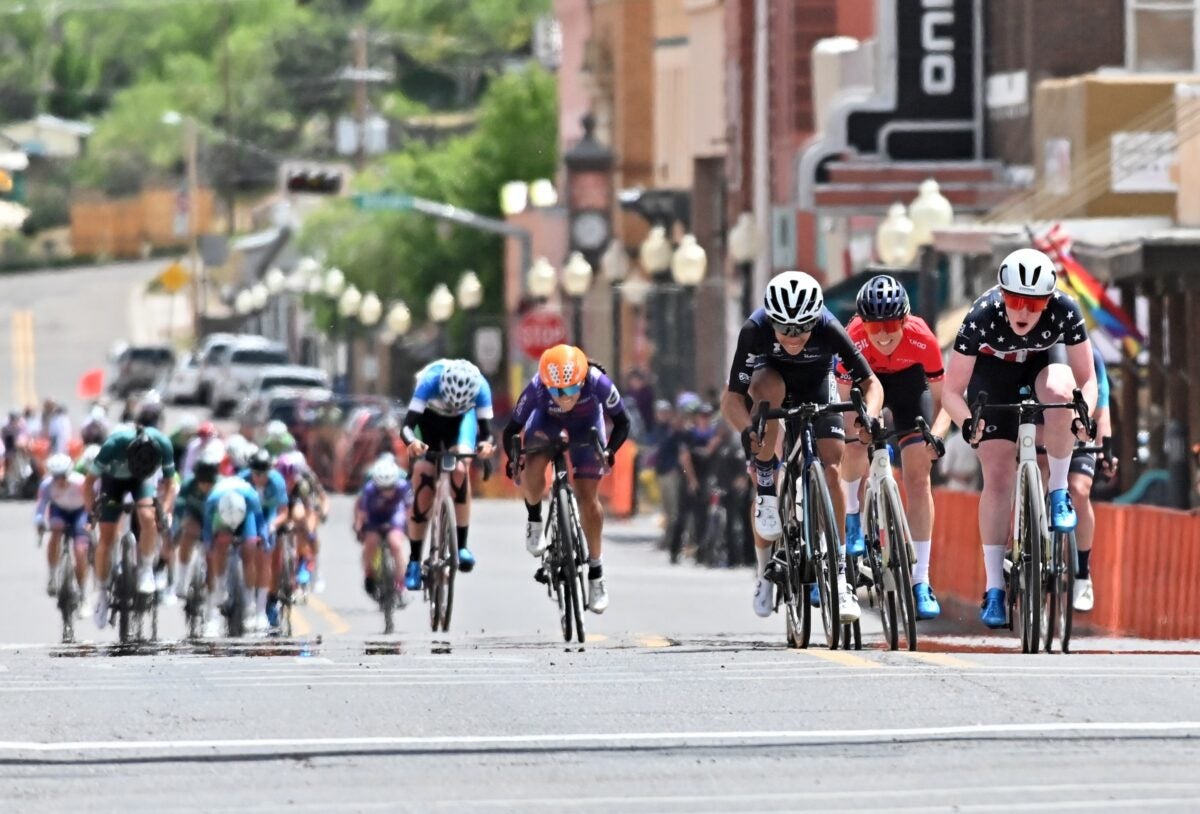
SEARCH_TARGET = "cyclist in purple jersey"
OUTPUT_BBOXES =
[353,460,414,601]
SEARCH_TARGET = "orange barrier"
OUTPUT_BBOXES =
[929,488,1200,640]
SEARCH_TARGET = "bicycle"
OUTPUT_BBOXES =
[43,526,86,644]
[274,521,298,637]
[850,414,944,651]
[415,449,492,634]
[180,541,208,640]
[752,390,861,651]
[510,431,605,644]
[967,386,1093,654]
[360,521,405,635]
[105,502,158,644]
[221,533,251,639]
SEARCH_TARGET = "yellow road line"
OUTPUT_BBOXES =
[305,596,350,635]
[800,649,882,669]
[588,633,608,643]
[636,634,672,649]
[22,311,35,406]
[11,311,35,408]
[902,651,978,669]
[290,607,312,637]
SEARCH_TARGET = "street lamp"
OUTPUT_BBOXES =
[729,212,759,316]
[250,283,269,311]
[162,109,201,341]
[670,234,707,286]
[428,283,455,324]
[601,239,630,379]
[359,291,382,327]
[338,284,362,319]
[620,271,652,308]
[639,225,672,276]
[265,266,287,296]
[670,235,707,391]
[908,178,955,327]
[875,203,918,268]
[324,267,346,299]
[457,270,484,311]
[529,178,558,208]
[526,256,557,300]
[234,289,254,316]
[307,274,324,296]
[562,251,594,344]
[386,301,412,335]
[500,181,528,216]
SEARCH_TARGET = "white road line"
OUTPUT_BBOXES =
[0,721,1196,753]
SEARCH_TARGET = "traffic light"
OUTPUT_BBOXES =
[285,169,343,195]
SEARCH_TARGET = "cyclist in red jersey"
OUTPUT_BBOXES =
[836,275,951,619]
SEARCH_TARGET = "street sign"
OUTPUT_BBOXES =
[515,310,568,361]
[354,193,414,212]
[158,261,191,294]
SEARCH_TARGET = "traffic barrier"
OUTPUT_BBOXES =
[929,488,1200,640]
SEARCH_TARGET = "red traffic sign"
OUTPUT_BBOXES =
[516,310,568,360]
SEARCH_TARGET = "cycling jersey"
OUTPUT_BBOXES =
[954,287,1088,361]
[239,467,288,519]
[173,476,211,525]
[35,472,87,522]
[409,359,494,419]
[92,425,176,481]
[727,307,871,394]
[357,480,414,530]
[202,477,266,547]
[836,315,944,382]
[511,365,625,424]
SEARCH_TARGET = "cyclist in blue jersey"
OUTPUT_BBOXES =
[400,359,495,591]
[239,448,290,630]
[202,476,267,635]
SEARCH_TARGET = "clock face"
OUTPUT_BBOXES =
[571,210,609,252]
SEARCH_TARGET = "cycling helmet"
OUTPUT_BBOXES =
[266,420,288,440]
[136,401,162,428]
[538,345,588,391]
[997,248,1057,296]
[197,421,217,440]
[229,441,255,471]
[89,405,108,423]
[372,459,402,489]
[856,274,911,322]
[248,447,272,472]
[193,459,219,483]
[764,271,824,333]
[47,453,72,477]
[126,430,163,480]
[217,490,248,528]
[176,413,199,435]
[440,360,483,412]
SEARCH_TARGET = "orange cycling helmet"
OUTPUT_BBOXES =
[538,344,589,396]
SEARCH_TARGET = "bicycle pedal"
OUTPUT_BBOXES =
[533,567,549,585]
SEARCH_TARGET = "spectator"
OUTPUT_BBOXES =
[622,369,657,434]
[669,401,720,564]
[646,400,680,541]
[47,403,71,455]
[23,406,41,438]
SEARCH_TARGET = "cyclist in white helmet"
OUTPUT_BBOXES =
[35,453,91,599]
[201,476,267,634]
[400,358,495,592]
[720,270,884,624]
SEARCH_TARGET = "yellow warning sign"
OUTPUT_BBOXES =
[159,261,191,294]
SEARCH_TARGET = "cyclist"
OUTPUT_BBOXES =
[1068,346,1117,613]
[80,405,111,446]
[836,275,951,620]
[262,420,297,457]
[202,476,267,635]
[400,358,494,591]
[240,448,289,630]
[502,344,631,614]
[169,414,199,472]
[74,444,101,476]
[83,421,177,630]
[353,457,412,603]
[276,449,330,592]
[172,454,222,602]
[182,421,224,480]
[35,453,91,599]
[941,248,1098,628]
[719,270,883,623]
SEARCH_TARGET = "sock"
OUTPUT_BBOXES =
[409,536,424,563]
[267,591,278,608]
[983,545,1006,592]
[912,539,932,585]
[1077,548,1091,579]
[755,545,772,579]
[843,477,862,514]
[1048,454,1071,493]
[244,587,255,611]
[525,500,542,522]
[255,589,268,614]
[456,526,469,550]
[754,457,777,496]
[587,557,602,580]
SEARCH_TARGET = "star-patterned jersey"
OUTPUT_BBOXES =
[836,315,944,383]
[511,365,625,423]
[408,359,494,419]
[954,286,1088,362]
[727,307,871,394]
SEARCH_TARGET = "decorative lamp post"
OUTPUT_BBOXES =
[639,225,672,276]
[670,234,707,286]
[908,178,955,327]
[323,267,346,299]
[265,267,287,296]
[386,302,412,336]
[670,235,707,390]
[337,284,362,319]
[564,113,613,271]
[526,256,557,301]
[728,211,759,315]
[601,239,630,380]
[250,283,269,311]
[528,178,558,208]
[428,283,455,324]
[500,181,528,216]
[234,289,254,316]
[620,271,652,309]
[457,270,484,311]
[358,291,382,327]
[561,251,594,344]
[875,203,918,268]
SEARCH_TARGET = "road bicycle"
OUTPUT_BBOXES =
[968,387,1093,654]
[849,414,944,651]
[43,526,89,644]
[180,541,208,640]
[274,520,298,637]
[221,532,252,639]
[511,430,605,644]
[753,390,861,651]
[104,502,158,644]
[415,449,491,633]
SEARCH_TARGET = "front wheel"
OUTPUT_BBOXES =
[806,465,841,651]
[557,487,586,644]
[1016,468,1044,654]
[883,483,917,651]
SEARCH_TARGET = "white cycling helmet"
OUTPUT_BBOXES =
[47,453,73,477]
[176,413,199,435]
[372,459,402,489]
[764,271,824,332]
[998,248,1057,296]
[440,360,483,412]
[266,420,288,439]
[217,490,248,528]
[89,404,107,423]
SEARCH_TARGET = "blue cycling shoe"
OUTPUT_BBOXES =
[913,583,941,620]
[297,561,312,587]
[808,582,820,607]
[979,588,1007,629]
[844,512,865,558]
[265,600,280,629]
[457,547,476,573]
[404,560,422,591]
[1048,489,1077,532]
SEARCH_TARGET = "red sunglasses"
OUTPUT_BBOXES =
[1001,291,1051,313]
[862,318,904,335]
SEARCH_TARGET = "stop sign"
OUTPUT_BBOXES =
[516,310,569,360]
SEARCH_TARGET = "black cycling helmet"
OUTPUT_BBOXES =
[193,460,219,484]
[126,429,163,480]
[855,274,910,322]
[249,448,272,473]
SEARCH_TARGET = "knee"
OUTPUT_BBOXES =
[749,369,784,405]
[1069,475,1090,502]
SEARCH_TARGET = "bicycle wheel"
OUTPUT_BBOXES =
[1059,532,1077,653]
[186,551,206,640]
[569,492,589,643]
[118,534,136,643]
[806,464,841,651]
[1016,467,1043,654]
[379,544,396,635]
[432,495,458,633]
[544,500,570,641]
[277,533,295,638]
[882,482,918,651]
[58,545,77,644]
[556,487,585,644]
[226,552,245,639]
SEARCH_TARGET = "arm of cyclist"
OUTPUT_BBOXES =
[926,380,953,458]
[942,350,980,444]
[502,419,522,479]
[475,416,495,459]
[721,319,767,456]
[603,411,630,469]
[400,408,428,457]
[1066,339,1099,440]
[33,476,50,530]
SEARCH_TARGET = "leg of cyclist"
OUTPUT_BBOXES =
[1036,362,1081,532]
[291,500,311,588]
[817,434,860,624]
[449,454,475,570]
[405,458,437,589]
[305,490,327,592]
[88,479,127,629]
[900,438,941,619]
[744,368,786,618]
[976,441,1016,627]
[46,522,65,596]
[385,526,407,598]
[837,380,868,560]
[360,528,382,597]
[574,477,608,613]
[1068,453,1096,612]
[71,516,91,594]
[518,446,552,557]
[134,496,160,596]
[175,517,201,599]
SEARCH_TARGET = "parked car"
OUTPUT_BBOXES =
[165,351,203,404]
[235,387,335,442]
[195,333,259,406]
[108,343,176,398]
[209,338,290,417]
[247,365,330,397]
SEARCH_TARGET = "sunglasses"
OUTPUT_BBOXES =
[1001,291,1051,313]
[548,383,583,399]
[863,318,904,335]
[770,319,818,338]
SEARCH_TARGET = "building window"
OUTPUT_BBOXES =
[1128,0,1198,72]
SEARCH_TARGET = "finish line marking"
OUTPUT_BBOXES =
[0,721,1196,753]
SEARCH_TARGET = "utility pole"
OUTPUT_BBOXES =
[184,116,203,341]
[222,4,236,234]
[353,24,368,169]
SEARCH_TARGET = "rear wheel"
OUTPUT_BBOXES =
[807,465,841,651]
[118,534,136,643]
[226,552,245,639]
[58,547,77,644]
[1059,532,1077,653]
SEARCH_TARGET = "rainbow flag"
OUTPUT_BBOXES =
[1034,224,1143,355]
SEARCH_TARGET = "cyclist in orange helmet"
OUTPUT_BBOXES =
[502,344,631,614]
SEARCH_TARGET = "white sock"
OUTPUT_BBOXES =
[912,540,932,585]
[1048,454,1071,493]
[843,477,862,514]
[244,587,255,611]
[755,546,772,579]
[983,545,1006,591]
[256,589,268,614]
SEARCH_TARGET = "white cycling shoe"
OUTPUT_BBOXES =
[92,591,110,630]
[752,576,774,618]
[525,521,548,556]
[137,566,156,595]
[1073,577,1094,612]
[753,495,783,541]
[838,580,861,624]
[589,578,609,614]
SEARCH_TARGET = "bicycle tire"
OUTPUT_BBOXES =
[227,551,245,639]
[883,482,918,651]
[806,464,841,651]
[863,490,896,650]
[1054,531,1077,653]
[58,544,76,644]
[567,491,588,643]
[379,543,395,635]
[118,534,136,644]
[436,495,458,632]
[186,551,205,640]
[1016,467,1043,654]
[557,487,585,644]
[277,532,295,637]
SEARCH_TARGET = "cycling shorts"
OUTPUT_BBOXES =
[98,476,157,523]
[966,344,1066,444]
[743,364,844,442]
[522,409,608,480]
[49,505,89,539]
[415,409,478,452]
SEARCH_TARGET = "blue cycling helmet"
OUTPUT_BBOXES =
[855,274,910,322]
